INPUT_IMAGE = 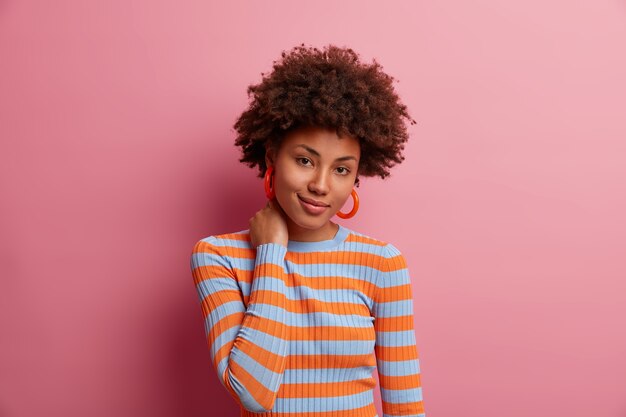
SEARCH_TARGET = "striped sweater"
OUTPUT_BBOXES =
[190,224,425,417]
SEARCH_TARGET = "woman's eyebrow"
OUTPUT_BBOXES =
[295,144,358,162]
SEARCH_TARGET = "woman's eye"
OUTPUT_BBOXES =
[297,157,312,166]
[336,167,350,175]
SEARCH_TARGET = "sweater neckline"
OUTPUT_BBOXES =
[287,224,349,252]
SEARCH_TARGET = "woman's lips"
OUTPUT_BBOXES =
[298,195,329,215]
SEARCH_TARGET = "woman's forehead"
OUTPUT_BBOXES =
[280,126,360,158]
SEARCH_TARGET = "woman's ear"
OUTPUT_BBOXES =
[265,146,276,168]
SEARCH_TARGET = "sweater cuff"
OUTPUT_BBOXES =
[255,242,288,265]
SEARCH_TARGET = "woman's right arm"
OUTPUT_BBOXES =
[191,199,290,413]
[190,238,289,413]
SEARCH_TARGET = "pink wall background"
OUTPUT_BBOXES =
[1,1,625,416]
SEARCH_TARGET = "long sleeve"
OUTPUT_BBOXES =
[372,244,425,417]
[190,238,290,413]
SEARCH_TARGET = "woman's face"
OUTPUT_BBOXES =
[267,126,360,241]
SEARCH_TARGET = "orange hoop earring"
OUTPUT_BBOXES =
[264,166,275,200]
[336,189,359,219]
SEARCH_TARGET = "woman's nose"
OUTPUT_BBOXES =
[308,170,330,195]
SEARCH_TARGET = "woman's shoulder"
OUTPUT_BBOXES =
[191,229,252,254]
[343,227,403,257]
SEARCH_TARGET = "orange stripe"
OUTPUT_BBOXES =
[279,377,376,398]
[286,354,376,369]
[191,240,221,256]
[192,264,235,282]
[375,345,419,362]
[248,289,287,307]
[287,251,407,272]
[345,234,387,246]
[381,254,407,271]
[287,251,382,268]
[376,284,412,302]
[382,400,425,416]
[250,263,287,280]
[243,314,288,338]
[378,373,422,390]
[193,244,255,260]
[223,246,256,259]
[288,273,377,293]
[289,325,375,341]
[375,315,415,331]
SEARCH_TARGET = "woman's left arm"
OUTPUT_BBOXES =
[372,244,426,417]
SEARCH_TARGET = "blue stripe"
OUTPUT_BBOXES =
[219,354,381,385]
[216,355,229,382]
[227,304,373,328]
[238,280,375,306]
[374,300,413,317]
[204,237,251,249]
[288,338,375,355]
[375,330,417,347]
[195,237,387,258]
[285,262,383,279]
[375,269,410,287]
[213,256,254,271]
[272,389,375,412]
[247,276,288,294]
[376,359,421,376]
[256,243,288,266]
[338,241,387,255]
[210,324,375,358]
[283,365,376,383]
[381,387,423,403]
[191,251,234,269]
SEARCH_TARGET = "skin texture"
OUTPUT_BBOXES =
[248,126,360,247]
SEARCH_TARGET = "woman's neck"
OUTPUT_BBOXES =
[286,220,339,242]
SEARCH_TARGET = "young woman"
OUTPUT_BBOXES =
[190,45,425,417]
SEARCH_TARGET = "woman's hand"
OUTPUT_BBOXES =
[249,199,289,248]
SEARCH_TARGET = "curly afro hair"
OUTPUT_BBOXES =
[233,44,416,182]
